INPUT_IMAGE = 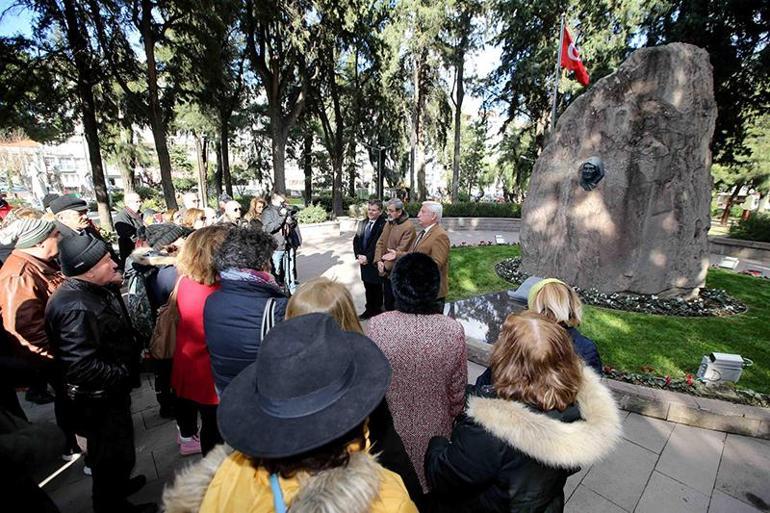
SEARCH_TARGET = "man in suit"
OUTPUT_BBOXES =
[382,200,450,306]
[375,199,416,311]
[353,200,386,319]
[114,192,144,270]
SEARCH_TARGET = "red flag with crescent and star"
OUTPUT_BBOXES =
[560,26,589,86]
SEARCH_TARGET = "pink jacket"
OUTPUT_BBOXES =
[366,311,467,491]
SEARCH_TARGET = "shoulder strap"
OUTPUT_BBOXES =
[269,473,288,513]
[261,297,276,339]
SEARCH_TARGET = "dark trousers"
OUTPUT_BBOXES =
[176,397,221,456]
[154,359,176,415]
[363,280,383,315]
[383,277,395,311]
[72,394,136,513]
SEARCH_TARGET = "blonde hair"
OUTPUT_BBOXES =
[176,224,231,285]
[529,281,583,327]
[490,311,582,412]
[180,208,205,229]
[245,197,267,222]
[285,277,363,334]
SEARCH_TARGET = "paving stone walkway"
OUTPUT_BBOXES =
[24,226,770,512]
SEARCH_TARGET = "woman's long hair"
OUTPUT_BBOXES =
[176,225,232,285]
[490,311,582,411]
[285,277,363,334]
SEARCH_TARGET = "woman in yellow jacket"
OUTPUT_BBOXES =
[162,313,418,513]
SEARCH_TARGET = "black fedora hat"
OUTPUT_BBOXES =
[217,313,392,458]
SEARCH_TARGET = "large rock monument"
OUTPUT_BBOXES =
[520,43,717,297]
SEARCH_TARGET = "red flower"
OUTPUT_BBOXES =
[664,375,671,386]
[686,374,694,386]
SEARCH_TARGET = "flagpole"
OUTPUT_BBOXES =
[550,13,566,135]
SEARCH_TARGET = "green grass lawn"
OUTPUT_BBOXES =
[448,245,770,393]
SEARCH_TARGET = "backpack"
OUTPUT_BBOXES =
[124,261,158,345]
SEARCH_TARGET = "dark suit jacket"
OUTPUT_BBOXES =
[114,208,144,267]
[353,215,386,283]
[412,223,450,299]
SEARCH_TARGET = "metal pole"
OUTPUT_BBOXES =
[550,13,566,135]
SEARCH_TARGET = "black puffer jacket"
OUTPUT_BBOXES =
[45,279,142,399]
[425,367,621,513]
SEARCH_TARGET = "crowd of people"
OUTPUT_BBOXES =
[0,191,621,513]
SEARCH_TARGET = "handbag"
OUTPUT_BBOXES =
[149,277,182,360]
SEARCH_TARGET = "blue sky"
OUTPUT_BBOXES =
[0,1,34,38]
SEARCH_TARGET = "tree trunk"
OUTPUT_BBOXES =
[303,129,313,206]
[214,140,223,198]
[61,0,113,231]
[332,154,344,218]
[271,114,288,195]
[194,135,208,207]
[220,118,233,196]
[720,181,743,225]
[141,0,177,210]
[410,56,419,203]
[451,54,464,203]
[119,128,136,193]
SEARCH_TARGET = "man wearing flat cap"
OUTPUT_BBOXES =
[50,194,119,263]
[46,235,154,513]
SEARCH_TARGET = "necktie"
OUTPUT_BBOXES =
[363,220,374,246]
[413,229,426,249]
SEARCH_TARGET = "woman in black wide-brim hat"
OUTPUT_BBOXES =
[162,313,418,513]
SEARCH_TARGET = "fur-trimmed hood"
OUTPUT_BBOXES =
[162,446,393,513]
[129,246,176,267]
[467,366,622,469]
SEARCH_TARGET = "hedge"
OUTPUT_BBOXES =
[729,212,770,243]
[404,201,521,218]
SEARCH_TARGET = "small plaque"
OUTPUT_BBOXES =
[495,235,505,244]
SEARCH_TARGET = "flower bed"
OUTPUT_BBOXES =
[604,367,770,408]
[495,257,747,317]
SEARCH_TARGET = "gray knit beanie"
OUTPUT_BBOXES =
[0,219,56,249]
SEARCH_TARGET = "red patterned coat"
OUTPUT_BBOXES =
[366,311,467,491]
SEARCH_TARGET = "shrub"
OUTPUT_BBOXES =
[729,212,770,243]
[311,195,357,213]
[297,203,328,224]
[404,201,521,218]
[349,203,368,219]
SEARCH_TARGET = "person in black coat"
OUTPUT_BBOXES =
[45,235,155,513]
[204,226,289,393]
[114,193,145,270]
[353,200,387,319]
[425,312,621,513]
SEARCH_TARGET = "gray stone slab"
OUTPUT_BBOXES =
[709,491,764,513]
[715,434,770,510]
[564,465,590,502]
[49,472,93,513]
[656,423,725,495]
[668,403,761,437]
[467,361,486,384]
[564,485,627,513]
[635,471,709,513]
[581,438,657,511]
[622,412,676,454]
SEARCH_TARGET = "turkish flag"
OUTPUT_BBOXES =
[560,27,590,86]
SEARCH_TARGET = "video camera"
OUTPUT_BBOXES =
[279,205,300,218]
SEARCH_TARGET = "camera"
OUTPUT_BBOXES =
[279,205,300,218]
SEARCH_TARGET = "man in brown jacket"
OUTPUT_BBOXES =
[383,201,450,305]
[375,199,416,311]
[0,218,64,360]
[0,218,76,451]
